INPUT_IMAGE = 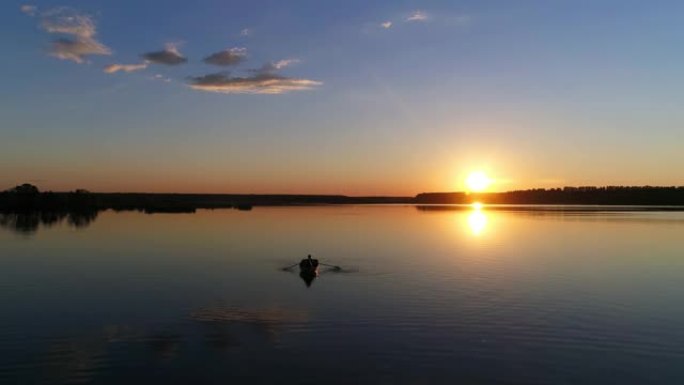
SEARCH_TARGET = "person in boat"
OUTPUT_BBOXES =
[300,254,319,270]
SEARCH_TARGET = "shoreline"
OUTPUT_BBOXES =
[2,186,684,213]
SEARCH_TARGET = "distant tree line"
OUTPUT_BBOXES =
[0,183,410,215]
[3,184,684,215]
[416,186,684,205]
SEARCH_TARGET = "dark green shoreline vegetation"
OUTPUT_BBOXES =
[2,184,684,213]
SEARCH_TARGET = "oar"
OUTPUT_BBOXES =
[281,262,299,271]
[320,262,342,271]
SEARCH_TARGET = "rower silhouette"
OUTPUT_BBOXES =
[299,254,319,270]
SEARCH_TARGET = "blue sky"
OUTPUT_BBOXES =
[1,0,683,194]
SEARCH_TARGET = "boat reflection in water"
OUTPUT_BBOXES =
[299,269,319,287]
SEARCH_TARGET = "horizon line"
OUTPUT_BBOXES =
[5,183,684,197]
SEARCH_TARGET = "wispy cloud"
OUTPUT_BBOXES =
[50,38,111,63]
[374,10,469,33]
[203,48,247,66]
[20,4,37,16]
[27,7,112,63]
[40,7,98,37]
[406,11,429,22]
[251,59,300,74]
[188,72,321,95]
[240,28,251,37]
[104,62,148,74]
[141,43,187,65]
[152,74,172,83]
[189,58,317,94]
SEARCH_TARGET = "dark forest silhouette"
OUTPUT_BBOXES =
[415,186,684,205]
[3,183,684,209]
[0,184,411,213]
[1,183,683,234]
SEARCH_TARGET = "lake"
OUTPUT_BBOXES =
[1,205,683,384]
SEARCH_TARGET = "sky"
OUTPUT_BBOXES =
[1,0,683,195]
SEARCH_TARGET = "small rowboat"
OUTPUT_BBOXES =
[299,257,319,274]
[298,257,319,287]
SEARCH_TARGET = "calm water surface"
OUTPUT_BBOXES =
[1,206,683,384]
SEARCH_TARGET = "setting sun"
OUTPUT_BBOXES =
[465,171,491,192]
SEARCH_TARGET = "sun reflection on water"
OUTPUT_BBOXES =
[467,203,488,236]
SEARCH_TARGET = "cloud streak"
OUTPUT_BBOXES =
[104,62,148,74]
[40,7,97,37]
[406,11,429,22]
[152,74,172,83]
[141,44,187,65]
[250,59,300,74]
[32,7,112,63]
[188,72,321,95]
[50,38,111,63]
[203,48,247,66]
